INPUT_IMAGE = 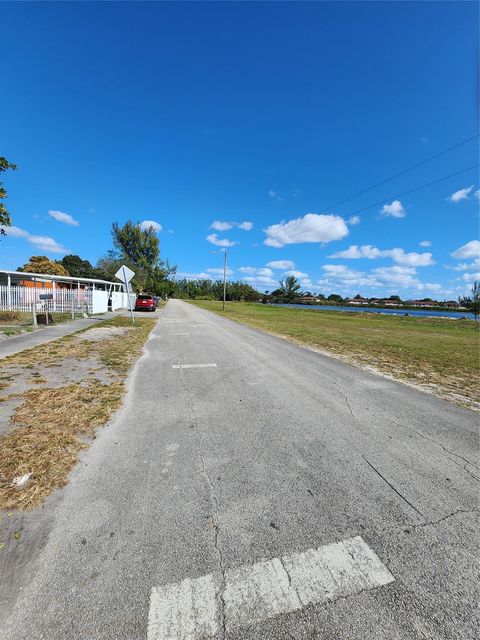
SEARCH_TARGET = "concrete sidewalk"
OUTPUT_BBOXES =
[0,311,128,359]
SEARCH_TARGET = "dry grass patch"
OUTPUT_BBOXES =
[0,382,123,510]
[0,311,22,323]
[0,316,157,510]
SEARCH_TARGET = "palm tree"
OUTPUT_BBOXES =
[459,281,480,320]
[278,275,302,302]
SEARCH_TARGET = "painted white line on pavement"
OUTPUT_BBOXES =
[148,574,218,640]
[147,536,394,639]
[172,363,218,369]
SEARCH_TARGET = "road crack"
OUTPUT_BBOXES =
[278,557,304,606]
[183,375,227,639]
[334,380,358,423]
[386,415,480,482]
[362,456,426,520]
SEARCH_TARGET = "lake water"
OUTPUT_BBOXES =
[275,303,476,320]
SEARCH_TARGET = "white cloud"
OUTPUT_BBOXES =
[329,244,435,267]
[268,189,279,198]
[264,213,349,248]
[419,240,431,247]
[282,270,309,279]
[461,271,480,283]
[475,189,480,200]
[210,220,233,231]
[206,267,234,276]
[176,271,210,279]
[242,275,277,287]
[210,220,253,231]
[446,258,480,272]
[448,185,474,203]
[48,210,79,226]
[266,260,295,270]
[1,225,29,239]
[238,221,253,230]
[0,225,69,254]
[319,263,443,293]
[140,220,162,232]
[348,216,360,225]
[206,234,236,247]
[380,200,405,218]
[238,266,273,277]
[321,264,376,287]
[371,266,419,288]
[385,249,434,267]
[451,240,480,260]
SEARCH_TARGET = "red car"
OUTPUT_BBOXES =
[134,294,157,312]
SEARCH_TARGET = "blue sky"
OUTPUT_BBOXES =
[1,1,479,299]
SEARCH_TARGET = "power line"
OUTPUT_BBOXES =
[345,163,479,217]
[318,134,479,214]
[269,163,479,243]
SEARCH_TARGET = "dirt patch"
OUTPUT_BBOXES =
[75,326,132,342]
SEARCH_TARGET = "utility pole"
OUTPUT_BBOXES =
[223,249,227,311]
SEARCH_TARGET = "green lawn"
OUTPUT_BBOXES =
[189,301,480,409]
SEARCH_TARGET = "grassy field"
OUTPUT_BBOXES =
[189,301,480,409]
[0,316,156,510]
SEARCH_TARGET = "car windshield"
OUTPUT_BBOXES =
[137,295,152,300]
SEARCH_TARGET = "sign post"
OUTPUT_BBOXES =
[39,293,54,325]
[115,265,135,324]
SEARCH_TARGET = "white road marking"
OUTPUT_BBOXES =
[148,574,218,640]
[172,332,191,336]
[172,363,217,369]
[147,536,394,639]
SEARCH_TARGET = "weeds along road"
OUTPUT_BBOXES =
[2,299,478,640]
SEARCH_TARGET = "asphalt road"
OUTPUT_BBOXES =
[2,299,479,639]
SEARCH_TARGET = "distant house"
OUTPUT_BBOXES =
[346,297,369,305]
[383,299,401,307]
[412,299,437,307]
[300,296,325,303]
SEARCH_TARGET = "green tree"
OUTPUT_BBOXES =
[109,221,176,291]
[19,255,70,276]
[277,275,302,303]
[172,278,260,302]
[459,281,480,320]
[96,251,142,287]
[112,220,159,272]
[327,293,343,303]
[60,254,98,279]
[0,157,17,234]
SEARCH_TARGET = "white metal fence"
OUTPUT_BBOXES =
[0,284,136,315]
[0,284,89,313]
